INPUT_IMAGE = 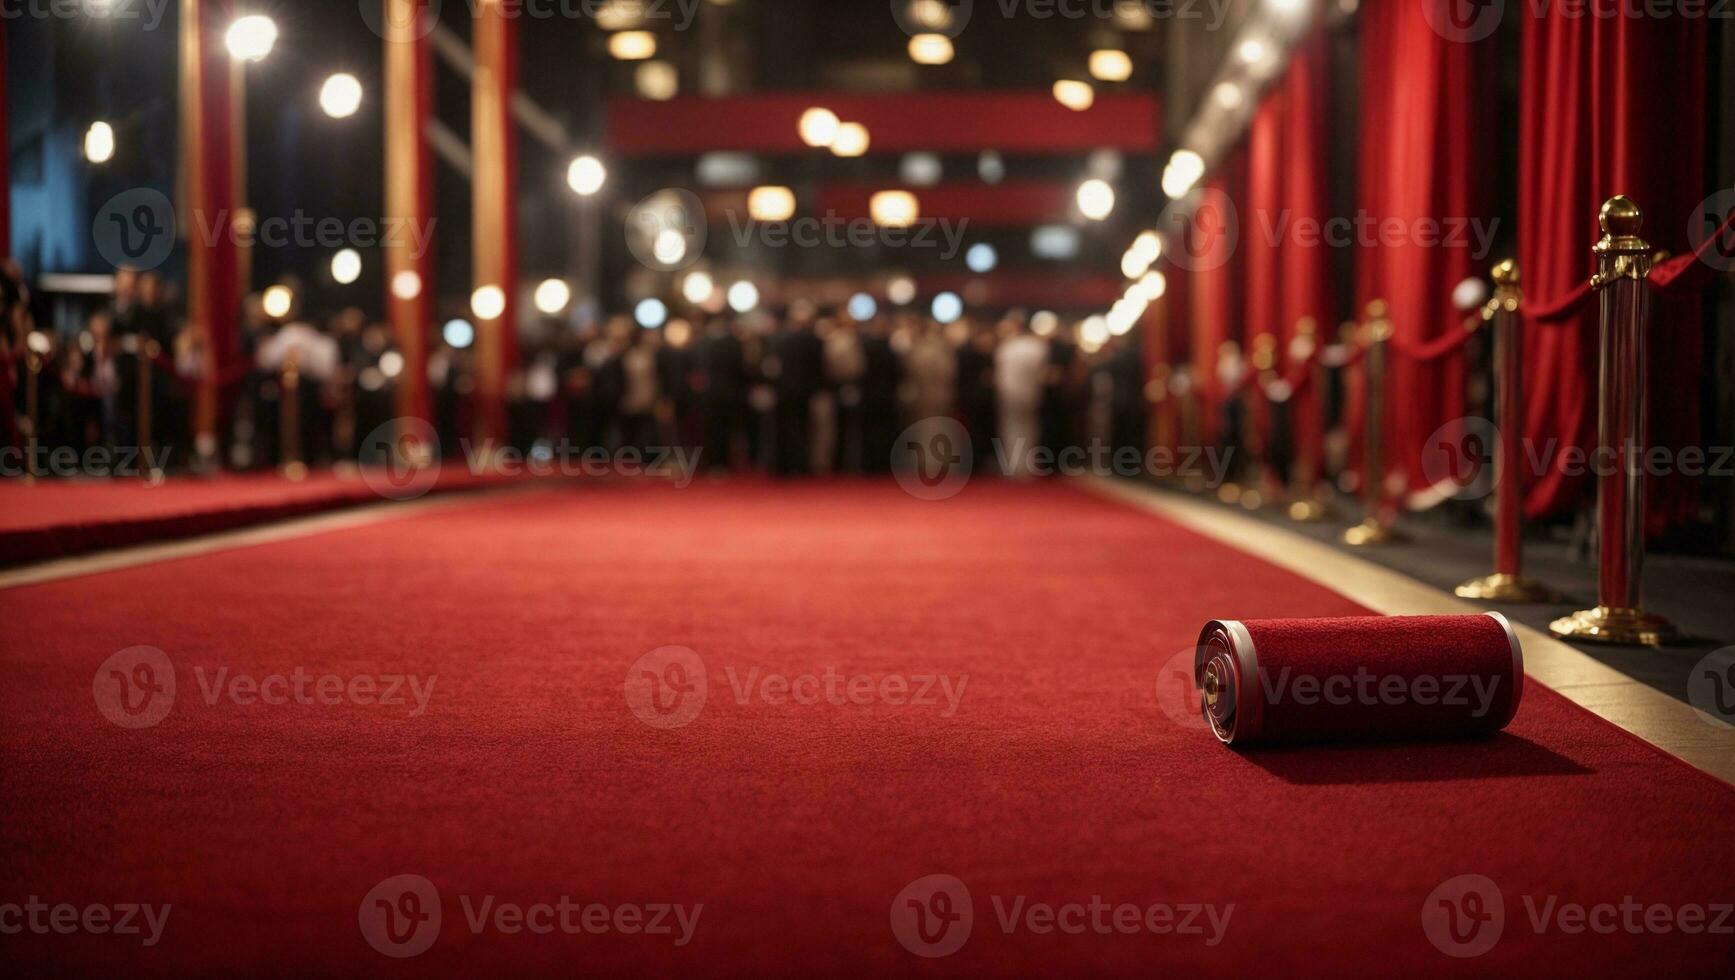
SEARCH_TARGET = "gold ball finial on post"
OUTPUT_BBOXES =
[1599,195,1643,238]
[1491,258,1519,288]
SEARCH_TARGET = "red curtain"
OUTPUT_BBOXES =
[1244,87,1286,463]
[1518,3,1706,531]
[1188,149,1246,445]
[1354,0,1485,504]
[1279,34,1333,493]
[471,4,518,444]
[182,0,240,445]
[384,0,436,428]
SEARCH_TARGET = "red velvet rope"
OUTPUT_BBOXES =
[1651,210,1735,291]
[1385,323,1477,363]
[1522,279,1595,324]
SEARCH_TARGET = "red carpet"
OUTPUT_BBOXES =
[0,467,510,566]
[1,480,1731,975]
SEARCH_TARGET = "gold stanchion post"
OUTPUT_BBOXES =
[1344,300,1402,546]
[1287,317,1329,521]
[1457,260,1557,601]
[280,353,307,481]
[1550,197,1679,645]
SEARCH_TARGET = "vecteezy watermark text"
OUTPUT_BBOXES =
[3,0,174,30]
[724,211,969,260]
[1423,873,1733,958]
[0,898,170,947]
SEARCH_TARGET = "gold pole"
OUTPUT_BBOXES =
[1245,332,1279,510]
[1344,300,1402,546]
[1215,341,1243,505]
[1287,317,1330,521]
[280,353,307,481]
[23,346,41,486]
[1457,260,1556,601]
[1550,197,1678,645]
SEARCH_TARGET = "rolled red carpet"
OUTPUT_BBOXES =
[1195,614,1522,745]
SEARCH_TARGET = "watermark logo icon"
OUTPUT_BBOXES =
[890,873,972,957]
[1157,185,1238,273]
[359,0,442,42]
[890,0,971,38]
[359,418,442,501]
[93,646,176,729]
[1420,416,1501,501]
[1154,647,1211,731]
[626,189,707,272]
[893,417,972,501]
[1687,646,1735,730]
[1689,188,1735,273]
[1422,0,1504,43]
[359,874,442,958]
[624,646,708,729]
[1422,874,1504,957]
[93,189,176,272]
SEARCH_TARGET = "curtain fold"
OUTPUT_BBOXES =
[1245,87,1286,467]
[1353,0,1485,507]
[1279,34,1333,495]
[385,0,437,431]
[1187,149,1246,446]
[472,3,519,445]
[182,0,240,449]
[1518,2,1705,531]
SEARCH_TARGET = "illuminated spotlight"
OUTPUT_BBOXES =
[978,150,1005,185]
[635,60,678,101]
[379,351,405,379]
[682,271,715,304]
[595,0,644,30]
[566,154,606,196]
[225,14,277,63]
[634,297,668,328]
[965,243,997,274]
[1269,0,1312,16]
[1453,276,1489,311]
[261,284,294,319]
[798,107,840,148]
[1052,79,1095,112]
[886,275,917,306]
[1137,270,1168,301]
[847,292,878,322]
[1114,0,1155,29]
[443,318,475,349]
[1133,230,1163,262]
[608,30,657,60]
[726,280,759,313]
[908,0,955,30]
[470,285,506,321]
[83,121,115,164]
[1237,37,1269,65]
[1213,81,1245,111]
[931,291,962,324]
[908,33,954,65]
[390,270,422,300]
[696,152,758,186]
[319,73,363,119]
[330,249,362,285]
[1031,310,1059,337]
[900,152,942,187]
[1030,225,1080,260]
[652,228,688,266]
[1121,249,1151,280]
[534,278,572,316]
[1081,314,1109,347]
[665,318,693,347]
[748,185,797,221]
[1162,149,1205,199]
[831,122,870,158]
[869,190,919,228]
[1089,50,1133,82]
[1077,178,1115,220]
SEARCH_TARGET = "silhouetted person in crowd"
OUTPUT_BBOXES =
[771,312,824,476]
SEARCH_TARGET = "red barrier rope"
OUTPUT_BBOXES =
[1385,321,1478,363]
[1651,210,1735,292]
[1522,279,1596,324]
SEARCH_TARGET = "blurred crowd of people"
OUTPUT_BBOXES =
[2,264,1150,479]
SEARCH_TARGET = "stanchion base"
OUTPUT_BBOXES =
[1343,518,1403,547]
[282,462,309,482]
[1548,605,1679,647]
[1287,499,1331,522]
[1454,572,1559,603]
